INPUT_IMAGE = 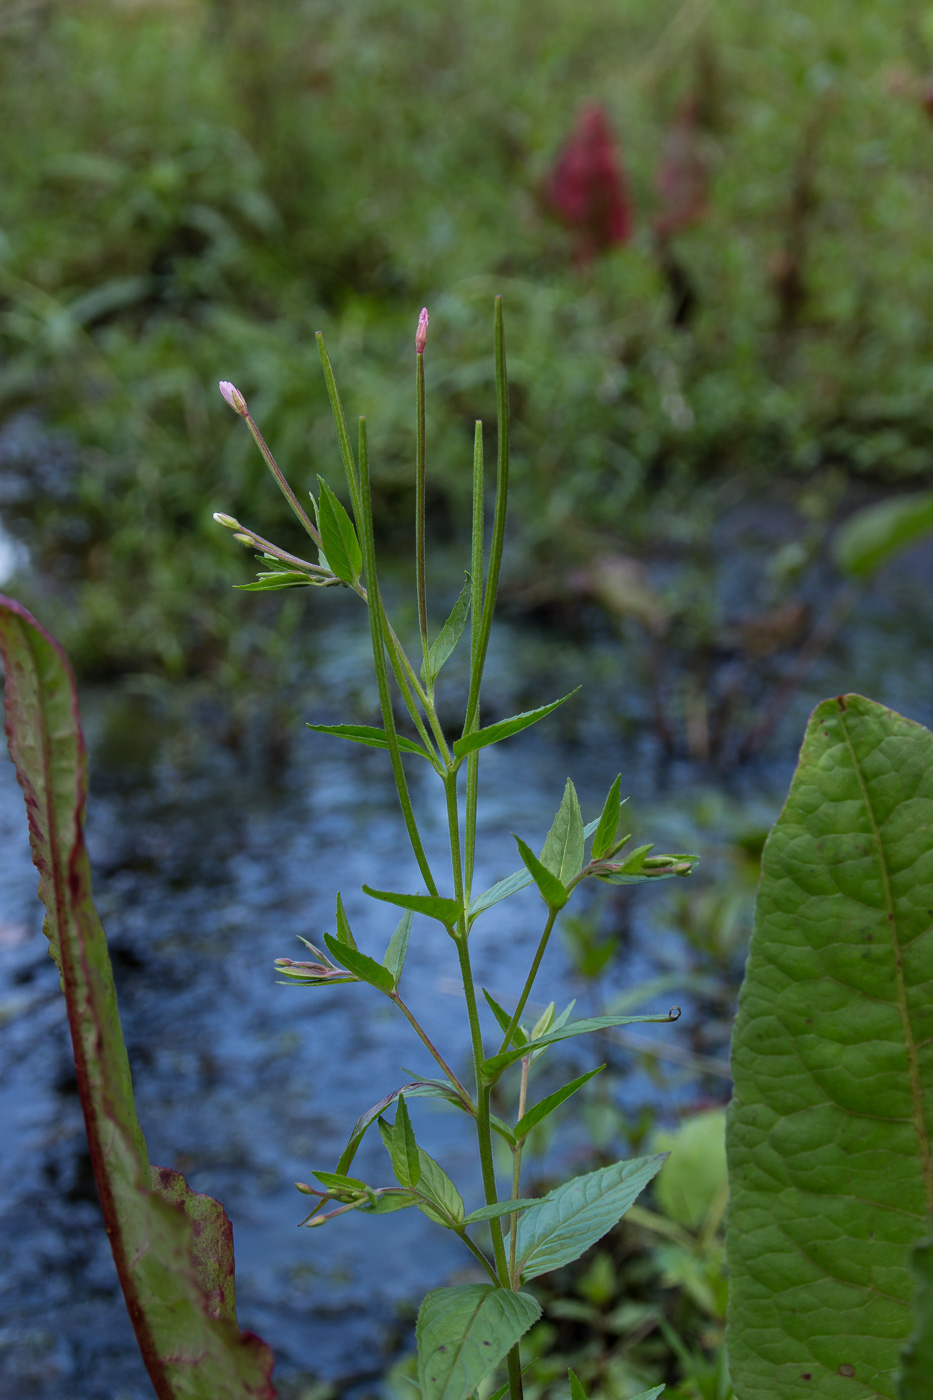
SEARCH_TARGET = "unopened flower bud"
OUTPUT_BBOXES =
[416,307,429,355]
[212,512,241,530]
[295,1181,315,1194]
[218,380,248,416]
[233,532,255,546]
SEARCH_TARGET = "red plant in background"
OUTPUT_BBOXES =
[654,96,710,242]
[545,103,634,264]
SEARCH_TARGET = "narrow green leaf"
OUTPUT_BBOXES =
[591,776,622,859]
[469,867,533,919]
[540,778,585,885]
[317,476,362,583]
[335,892,357,949]
[727,694,933,1400]
[481,1011,680,1081]
[357,1190,417,1215]
[363,886,462,928]
[311,1170,368,1192]
[416,1284,541,1400]
[514,836,568,911]
[322,933,394,993]
[236,572,315,591]
[514,1066,605,1141]
[482,989,527,1046]
[489,1114,517,1147]
[395,1096,421,1188]
[427,575,472,679]
[452,688,580,760]
[899,1236,933,1399]
[307,723,432,760]
[462,1199,538,1226]
[568,1370,587,1400]
[833,491,933,580]
[336,1080,465,1175]
[416,1151,465,1227]
[625,1390,664,1400]
[383,911,413,985]
[379,1121,464,1225]
[0,597,275,1398]
[515,1155,667,1280]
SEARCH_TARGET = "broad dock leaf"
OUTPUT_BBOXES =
[0,597,275,1400]
[514,1155,666,1280]
[727,694,933,1400]
[417,1284,541,1400]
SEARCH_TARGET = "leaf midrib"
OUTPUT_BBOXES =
[838,704,933,1214]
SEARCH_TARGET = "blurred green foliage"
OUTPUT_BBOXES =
[2,0,933,674]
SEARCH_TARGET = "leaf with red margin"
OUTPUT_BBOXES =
[0,596,275,1400]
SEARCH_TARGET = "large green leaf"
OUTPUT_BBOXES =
[416,1284,541,1400]
[514,1155,666,1280]
[452,689,580,760]
[727,694,933,1400]
[0,597,275,1400]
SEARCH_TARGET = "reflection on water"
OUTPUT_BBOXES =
[2,548,933,1396]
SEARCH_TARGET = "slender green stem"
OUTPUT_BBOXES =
[357,417,439,895]
[455,1229,501,1285]
[506,1348,525,1400]
[497,908,559,1056]
[464,421,485,898]
[391,992,474,1109]
[243,413,322,546]
[415,348,429,663]
[508,1055,531,1284]
[231,526,330,575]
[462,297,510,740]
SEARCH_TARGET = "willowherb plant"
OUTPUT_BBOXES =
[214,299,697,1400]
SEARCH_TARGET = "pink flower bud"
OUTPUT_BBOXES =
[416,307,429,355]
[218,380,248,416]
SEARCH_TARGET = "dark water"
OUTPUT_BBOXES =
[2,533,933,1399]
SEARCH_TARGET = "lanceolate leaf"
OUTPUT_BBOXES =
[383,910,413,985]
[335,892,357,948]
[0,597,275,1400]
[514,836,568,911]
[514,1155,667,1280]
[379,1121,464,1226]
[469,867,533,919]
[452,689,580,760]
[416,1284,541,1400]
[513,1066,605,1141]
[482,1011,680,1081]
[727,694,933,1400]
[306,722,431,759]
[591,776,623,859]
[540,779,585,886]
[482,988,527,1046]
[462,1199,538,1225]
[427,576,472,680]
[469,819,604,921]
[323,933,394,993]
[336,1080,465,1174]
[363,886,462,928]
[394,1096,421,1188]
[317,476,362,583]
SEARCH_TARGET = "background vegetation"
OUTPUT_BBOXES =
[2,0,933,682]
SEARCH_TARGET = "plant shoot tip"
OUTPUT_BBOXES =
[416,307,429,354]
